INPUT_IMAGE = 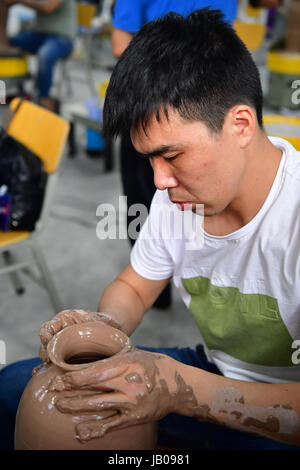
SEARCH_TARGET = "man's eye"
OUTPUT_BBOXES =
[165,155,178,162]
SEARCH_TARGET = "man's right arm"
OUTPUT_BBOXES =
[97,262,171,335]
[39,262,171,362]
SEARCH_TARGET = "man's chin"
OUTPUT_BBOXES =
[195,205,220,217]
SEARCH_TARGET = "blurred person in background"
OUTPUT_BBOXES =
[0,0,77,111]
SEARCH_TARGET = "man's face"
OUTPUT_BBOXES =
[131,108,247,217]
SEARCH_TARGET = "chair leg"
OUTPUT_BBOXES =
[68,121,77,158]
[2,250,25,295]
[30,243,63,313]
[60,59,73,99]
[83,32,97,96]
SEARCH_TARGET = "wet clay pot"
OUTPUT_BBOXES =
[14,321,157,450]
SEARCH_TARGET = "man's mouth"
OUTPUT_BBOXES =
[171,201,194,211]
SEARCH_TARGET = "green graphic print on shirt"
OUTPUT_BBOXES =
[181,276,294,367]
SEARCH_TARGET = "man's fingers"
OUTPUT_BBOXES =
[39,309,92,346]
[50,362,130,391]
[76,419,110,441]
[39,345,50,363]
[39,317,62,346]
[76,414,128,441]
[55,392,126,413]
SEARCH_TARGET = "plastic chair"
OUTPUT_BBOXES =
[264,114,300,150]
[234,0,267,51]
[0,98,70,312]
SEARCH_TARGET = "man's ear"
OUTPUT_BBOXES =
[229,105,257,149]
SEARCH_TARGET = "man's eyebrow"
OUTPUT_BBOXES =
[140,145,181,158]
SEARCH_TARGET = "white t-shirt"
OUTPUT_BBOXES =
[131,137,300,383]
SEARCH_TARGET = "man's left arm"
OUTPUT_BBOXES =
[49,348,300,445]
[177,362,300,446]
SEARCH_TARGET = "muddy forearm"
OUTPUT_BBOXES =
[176,363,300,446]
[98,278,145,336]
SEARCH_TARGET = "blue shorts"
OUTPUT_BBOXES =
[0,345,299,450]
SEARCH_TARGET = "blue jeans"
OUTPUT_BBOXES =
[10,31,73,97]
[0,345,299,450]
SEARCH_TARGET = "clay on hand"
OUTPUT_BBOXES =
[39,309,122,363]
[49,348,192,442]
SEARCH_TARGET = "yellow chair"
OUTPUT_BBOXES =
[264,114,300,151]
[0,56,28,78]
[0,98,70,312]
[234,20,266,51]
[77,2,97,27]
[234,0,267,51]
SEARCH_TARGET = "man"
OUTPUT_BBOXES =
[111,0,238,309]
[1,8,300,450]
[0,0,77,110]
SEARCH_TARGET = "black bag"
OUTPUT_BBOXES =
[0,127,47,231]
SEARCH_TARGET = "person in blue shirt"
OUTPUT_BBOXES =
[111,0,238,309]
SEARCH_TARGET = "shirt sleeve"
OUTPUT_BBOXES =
[130,190,175,280]
[112,0,144,33]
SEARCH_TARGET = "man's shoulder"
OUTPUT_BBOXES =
[270,136,300,178]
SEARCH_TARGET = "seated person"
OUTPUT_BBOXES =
[0,0,77,111]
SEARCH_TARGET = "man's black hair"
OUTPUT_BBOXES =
[103,8,264,138]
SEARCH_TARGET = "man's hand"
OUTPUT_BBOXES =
[49,348,192,442]
[39,309,122,363]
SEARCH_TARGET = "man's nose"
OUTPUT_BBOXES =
[151,157,178,190]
